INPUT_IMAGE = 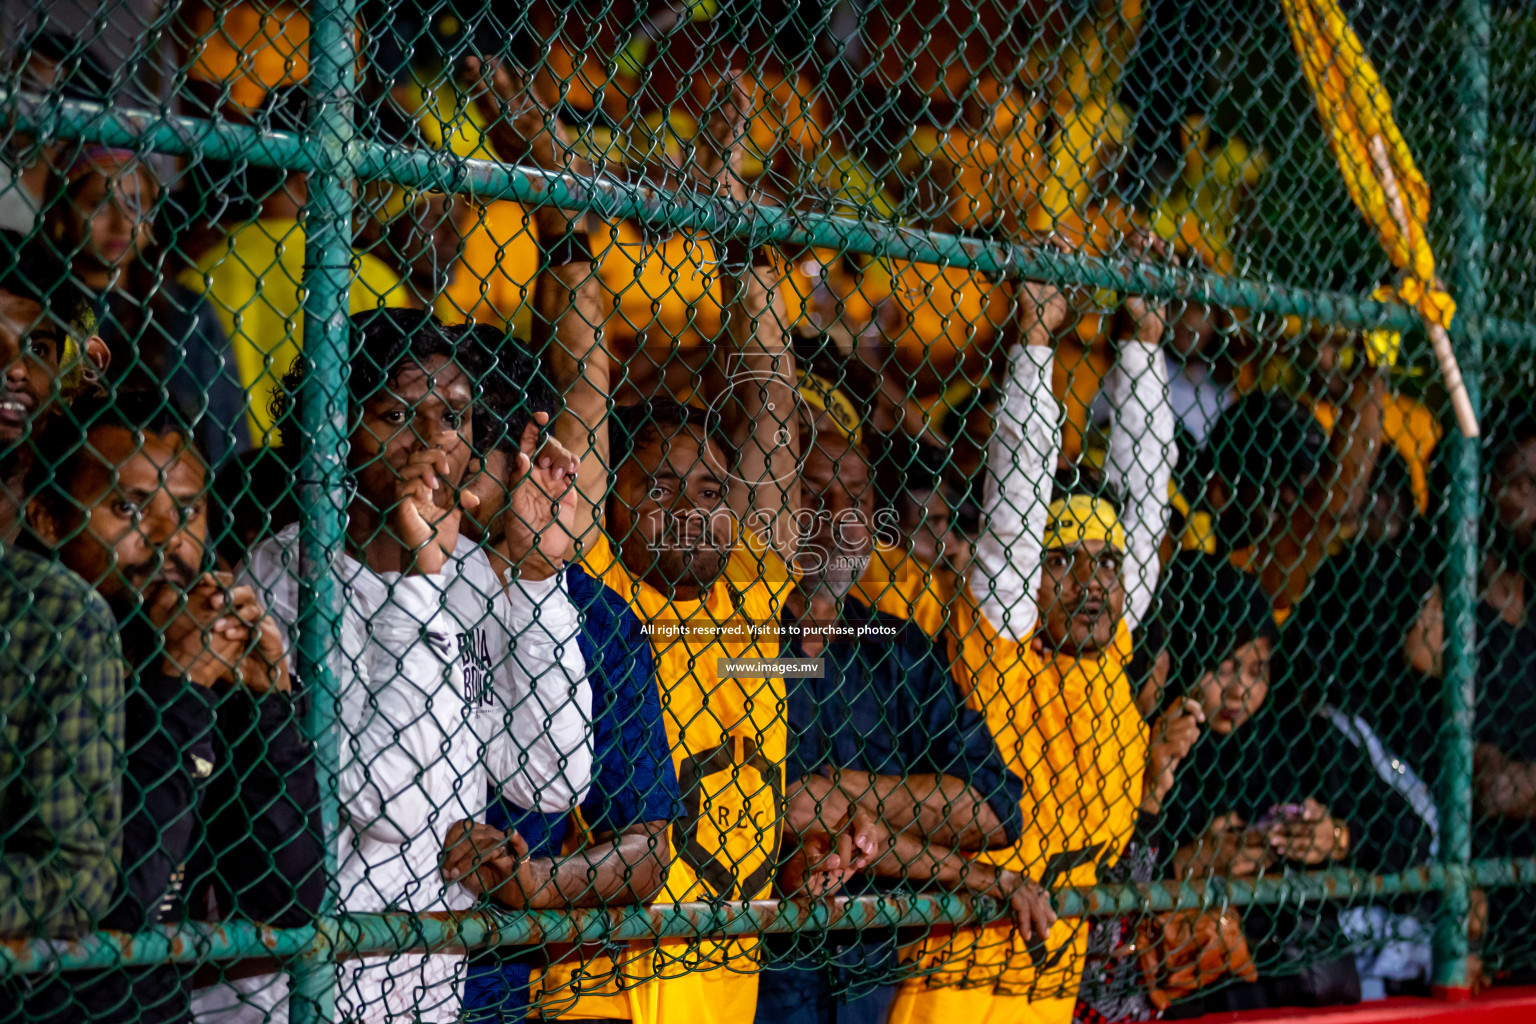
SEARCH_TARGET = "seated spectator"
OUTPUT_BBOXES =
[0,263,109,541]
[243,308,594,1023]
[449,319,683,1022]
[1149,547,1437,1016]
[759,375,1025,1024]
[1282,459,1444,1000]
[179,0,326,116]
[1150,118,1269,277]
[20,392,318,1024]
[1286,450,1437,763]
[40,148,247,465]
[896,79,1046,236]
[866,255,1011,403]
[1400,404,1536,983]
[180,86,409,448]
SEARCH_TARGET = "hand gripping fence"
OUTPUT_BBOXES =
[2,1,1536,1021]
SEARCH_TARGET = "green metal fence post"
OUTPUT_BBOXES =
[1433,0,1491,999]
[286,0,358,1020]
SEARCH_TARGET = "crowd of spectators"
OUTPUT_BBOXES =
[1,3,1534,1024]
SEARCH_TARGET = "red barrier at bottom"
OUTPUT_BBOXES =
[1191,986,1536,1024]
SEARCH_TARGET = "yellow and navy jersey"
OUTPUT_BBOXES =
[852,544,954,642]
[533,530,793,1022]
[898,590,1146,1020]
[580,529,792,908]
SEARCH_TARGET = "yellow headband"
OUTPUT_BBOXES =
[796,370,863,447]
[1043,495,1125,552]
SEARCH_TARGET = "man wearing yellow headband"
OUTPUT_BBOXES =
[890,277,1176,1024]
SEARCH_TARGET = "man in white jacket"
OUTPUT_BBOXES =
[241,309,594,1024]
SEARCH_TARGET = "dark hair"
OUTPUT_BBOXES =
[270,308,466,452]
[1485,399,1536,472]
[458,322,560,456]
[26,390,206,525]
[1153,553,1278,702]
[609,399,734,473]
[1049,463,1124,514]
[210,445,299,568]
[0,257,98,342]
[1196,391,1327,497]
[874,433,950,518]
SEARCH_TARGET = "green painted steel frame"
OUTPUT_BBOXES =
[16,85,1536,348]
[1431,0,1491,997]
[4,861,1535,976]
[0,0,1510,1003]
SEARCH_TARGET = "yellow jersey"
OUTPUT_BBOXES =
[180,217,408,447]
[534,530,792,1022]
[891,592,1146,1024]
[851,544,953,641]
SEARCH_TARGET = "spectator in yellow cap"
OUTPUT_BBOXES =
[890,275,1187,1024]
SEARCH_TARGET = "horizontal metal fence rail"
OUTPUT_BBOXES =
[0,89,1447,339]
[6,859,1534,977]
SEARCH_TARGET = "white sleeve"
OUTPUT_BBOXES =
[485,574,595,812]
[1106,340,1176,630]
[342,576,464,845]
[969,344,1060,641]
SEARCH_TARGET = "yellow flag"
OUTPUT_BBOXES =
[1280,0,1454,335]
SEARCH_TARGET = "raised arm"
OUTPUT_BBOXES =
[1266,347,1385,607]
[701,86,802,566]
[1107,293,1175,629]
[465,58,610,554]
[540,253,609,555]
[970,282,1068,640]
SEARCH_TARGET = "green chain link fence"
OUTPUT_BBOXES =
[2,0,1535,1022]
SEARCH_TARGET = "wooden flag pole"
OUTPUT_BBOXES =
[1368,135,1480,438]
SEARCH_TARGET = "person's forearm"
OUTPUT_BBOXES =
[1267,370,1384,605]
[970,339,1057,640]
[1106,333,1173,629]
[879,832,1005,894]
[785,774,855,835]
[1323,370,1386,527]
[498,825,670,909]
[719,260,800,558]
[829,771,1007,851]
[540,247,610,549]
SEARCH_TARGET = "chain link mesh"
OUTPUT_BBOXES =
[0,1,1532,1022]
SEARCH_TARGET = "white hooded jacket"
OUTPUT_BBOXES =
[242,524,593,1022]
